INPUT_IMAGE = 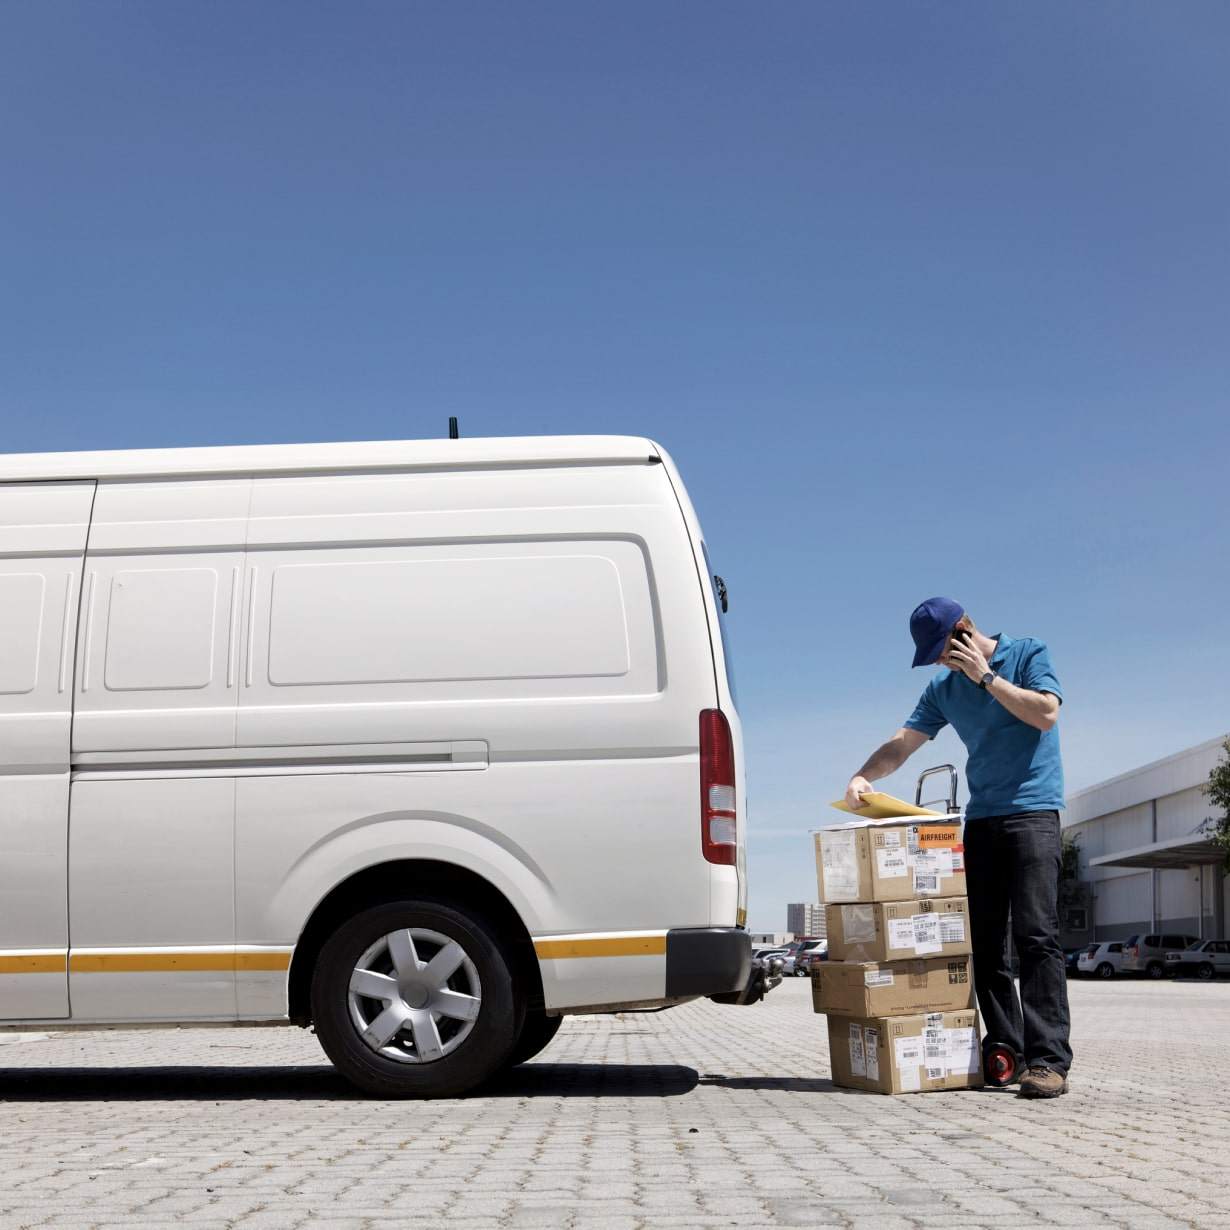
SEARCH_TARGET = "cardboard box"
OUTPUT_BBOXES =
[811,953,974,1017]
[827,1009,984,1094]
[826,896,971,963]
[814,817,965,903]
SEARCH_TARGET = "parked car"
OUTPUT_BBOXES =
[795,942,828,976]
[0,434,751,1099]
[755,947,790,965]
[1065,946,1091,977]
[1165,939,1230,980]
[1077,941,1125,979]
[1121,933,1200,979]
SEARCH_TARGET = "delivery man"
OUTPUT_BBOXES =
[844,597,1072,1099]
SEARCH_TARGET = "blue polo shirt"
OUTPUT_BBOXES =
[904,634,1064,820]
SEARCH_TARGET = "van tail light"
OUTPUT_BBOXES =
[1127,946,1138,957]
[700,709,737,866]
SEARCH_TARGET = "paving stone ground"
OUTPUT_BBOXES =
[0,977,1227,1229]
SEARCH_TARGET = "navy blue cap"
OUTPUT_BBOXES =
[910,597,965,667]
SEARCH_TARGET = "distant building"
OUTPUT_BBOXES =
[786,902,826,939]
[1064,735,1227,940]
[748,932,792,948]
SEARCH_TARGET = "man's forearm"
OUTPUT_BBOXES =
[856,738,911,782]
[986,677,1059,732]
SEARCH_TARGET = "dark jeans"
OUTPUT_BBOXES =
[964,809,1073,1075]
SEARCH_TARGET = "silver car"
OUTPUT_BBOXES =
[1121,933,1200,979]
[1165,939,1230,981]
[1077,941,1125,979]
[792,940,827,976]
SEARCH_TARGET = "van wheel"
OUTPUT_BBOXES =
[1197,963,1214,981]
[1096,962,1114,979]
[311,899,521,1098]
[507,1010,564,1066]
[1146,961,1165,980]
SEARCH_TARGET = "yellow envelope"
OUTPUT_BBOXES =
[829,791,944,819]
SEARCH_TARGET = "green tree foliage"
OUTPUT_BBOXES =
[1202,737,1230,871]
[1060,831,1081,882]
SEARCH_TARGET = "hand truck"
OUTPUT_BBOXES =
[914,763,1023,1087]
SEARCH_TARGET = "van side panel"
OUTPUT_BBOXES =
[0,482,94,1020]
[234,464,717,1014]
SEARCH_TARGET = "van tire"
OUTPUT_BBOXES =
[506,1010,564,1066]
[1095,962,1114,979]
[310,898,522,1098]
[1146,961,1165,980]
[1197,963,1214,981]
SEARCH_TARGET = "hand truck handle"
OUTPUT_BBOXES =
[915,764,960,813]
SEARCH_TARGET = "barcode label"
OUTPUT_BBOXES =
[887,919,915,952]
[864,1028,880,1082]
[848,1023,866,1077]
[914,874,938,894]
[876,850,909,879]
[912,913,942,955]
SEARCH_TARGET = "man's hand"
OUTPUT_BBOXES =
[845,775,873,810]
[946,635,990,684]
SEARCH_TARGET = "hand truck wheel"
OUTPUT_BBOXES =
[982,1041,1023,1087]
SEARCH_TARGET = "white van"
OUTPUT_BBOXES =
[0,435,748,1096]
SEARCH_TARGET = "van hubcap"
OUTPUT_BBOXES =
[347,928,481,1064]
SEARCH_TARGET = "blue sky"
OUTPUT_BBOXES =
[3,3,1227,931]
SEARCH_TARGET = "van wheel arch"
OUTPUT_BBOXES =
[287,860,544,1027]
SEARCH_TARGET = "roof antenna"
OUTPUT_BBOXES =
[448,416,459,440]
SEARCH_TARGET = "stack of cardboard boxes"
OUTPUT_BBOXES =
[812,815,983,1094]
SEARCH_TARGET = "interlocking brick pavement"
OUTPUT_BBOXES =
[0,978,1227,1228]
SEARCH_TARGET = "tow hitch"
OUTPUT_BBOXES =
[709,954,784,1006]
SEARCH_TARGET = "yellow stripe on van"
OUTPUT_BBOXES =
[69,950,293,974]
[533,936,667,960]
[234,951,294,972]
[0,953,68,975]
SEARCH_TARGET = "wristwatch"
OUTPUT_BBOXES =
[978,671,996,690]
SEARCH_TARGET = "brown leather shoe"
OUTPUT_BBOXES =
[1018,1065,1069,1098]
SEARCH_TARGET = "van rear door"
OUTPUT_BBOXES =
[0,481,94,1020]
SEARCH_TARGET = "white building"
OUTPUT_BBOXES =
[786,903,826,939]
[1064,735,1228,940]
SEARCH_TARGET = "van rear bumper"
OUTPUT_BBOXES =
[664,927,751,998]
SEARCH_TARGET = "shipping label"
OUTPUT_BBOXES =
[887,918,915,953]
[863,1027,880,1082]
[939,912,966,944]
[945,1026,980,1075]
[911,913,942,955]
[864,969,894,988]
[820,830,860,901]
[848,1023,866,1077]
[875,847,909,879]
[924,1026,946,1081]
[917,823,960,848]
[911,849,950,894]
[894,1036,923,1091]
